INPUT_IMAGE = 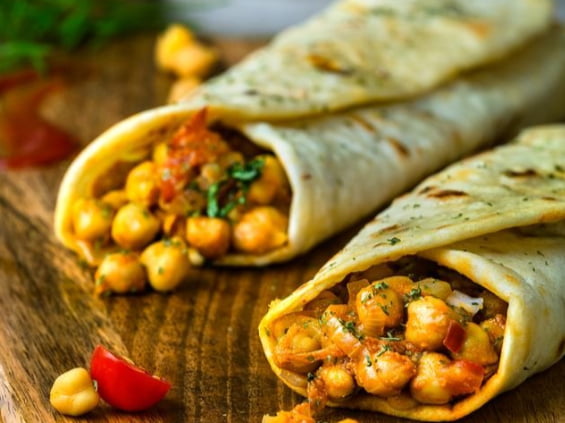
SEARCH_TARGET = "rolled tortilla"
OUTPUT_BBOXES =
[259,125,565,421]
[182,0,552,120]
[54,27,565,268]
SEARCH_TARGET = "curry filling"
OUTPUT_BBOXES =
[267,257,507,414]
[70,109,291,294]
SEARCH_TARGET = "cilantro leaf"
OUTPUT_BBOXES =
[207,181,221,218]
[228,157,264,182]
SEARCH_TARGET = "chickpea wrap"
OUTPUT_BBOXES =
[55,28,565,280]
[259,126,565,421]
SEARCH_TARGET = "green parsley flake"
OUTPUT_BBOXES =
[388,237,401,245]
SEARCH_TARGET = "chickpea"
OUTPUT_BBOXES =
[355,282,404,337]
[170,42,218,77]
[263,403,313,423]
[480,314,506,353]
[95,252,147,295]
[161,213,185,238]
[101,190,128,210]
[111,203,160,250]
[50,367,99,416]
[318,364,355,399]
[152,141,169,165]
[411,352,485,403]
[161,189,206,216]
[186,216,231,259]
[155,24,195,70]
[140,239,191,292]
[218,151,244,169]
[417,278,453,300]
[168,76,201,103]
[320,304,362,356]
[452,322,498,365]
[405,296,455,350]
[377,276,414,297]
[71,198,113,242]
[353,263,394,283]
[233,206,288,254]
[355,349,415,397]
[480,290,508,319]
[125,161,159,206]
[274,317,322,373]
[304,290,341,316]
[410,352,453,404]
[196,163,225,190]
[346,279,370,308]
[247,155,289,205]
[269,312,312,340]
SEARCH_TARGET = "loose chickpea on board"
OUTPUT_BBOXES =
[167,75,202,103]
[155,23,219,103]
[155,24,218,77]
[50,368,99,416]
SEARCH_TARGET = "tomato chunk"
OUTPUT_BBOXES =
[90,345,171,412]
[443,320,466,353]
[445,359,485,396]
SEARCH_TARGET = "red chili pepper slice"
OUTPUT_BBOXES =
[90,345,171,412]
[443,320,466,353]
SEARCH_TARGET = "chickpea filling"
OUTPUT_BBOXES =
[268,257,507,412]
[70,109,291,294]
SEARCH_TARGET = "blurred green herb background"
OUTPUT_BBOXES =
[0,0,190,74]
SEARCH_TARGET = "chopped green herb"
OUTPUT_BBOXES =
[228,157,264,181]
[365,355,373,367]
[338,319,364,341]
[380,330,401,341]
[93,239,103,252]
[373,282,389,291]
[378,303,390,316]
[360,292,373,304]
[206,157,265,218]
[404,286,422,302]
[100,205,113,219]
[307,372,316,382]
[376,344,392,357]
[206,181,222,218]
[95,274,106,286]
[388,237,401,245]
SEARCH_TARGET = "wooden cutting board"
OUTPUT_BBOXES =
[0,34,563,423]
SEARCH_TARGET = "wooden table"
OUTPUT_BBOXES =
[0,34,563,423]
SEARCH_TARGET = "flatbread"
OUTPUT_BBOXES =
[259,125,565,420]
[182,0,552,120]
[54,28,565,266]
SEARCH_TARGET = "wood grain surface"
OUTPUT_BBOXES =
[0,34,563,423]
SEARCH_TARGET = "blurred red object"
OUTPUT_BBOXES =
[0,70,77,169]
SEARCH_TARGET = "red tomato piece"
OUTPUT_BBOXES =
[443,320,466,353]
[445,359,485,396]
[90,345,171,412]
